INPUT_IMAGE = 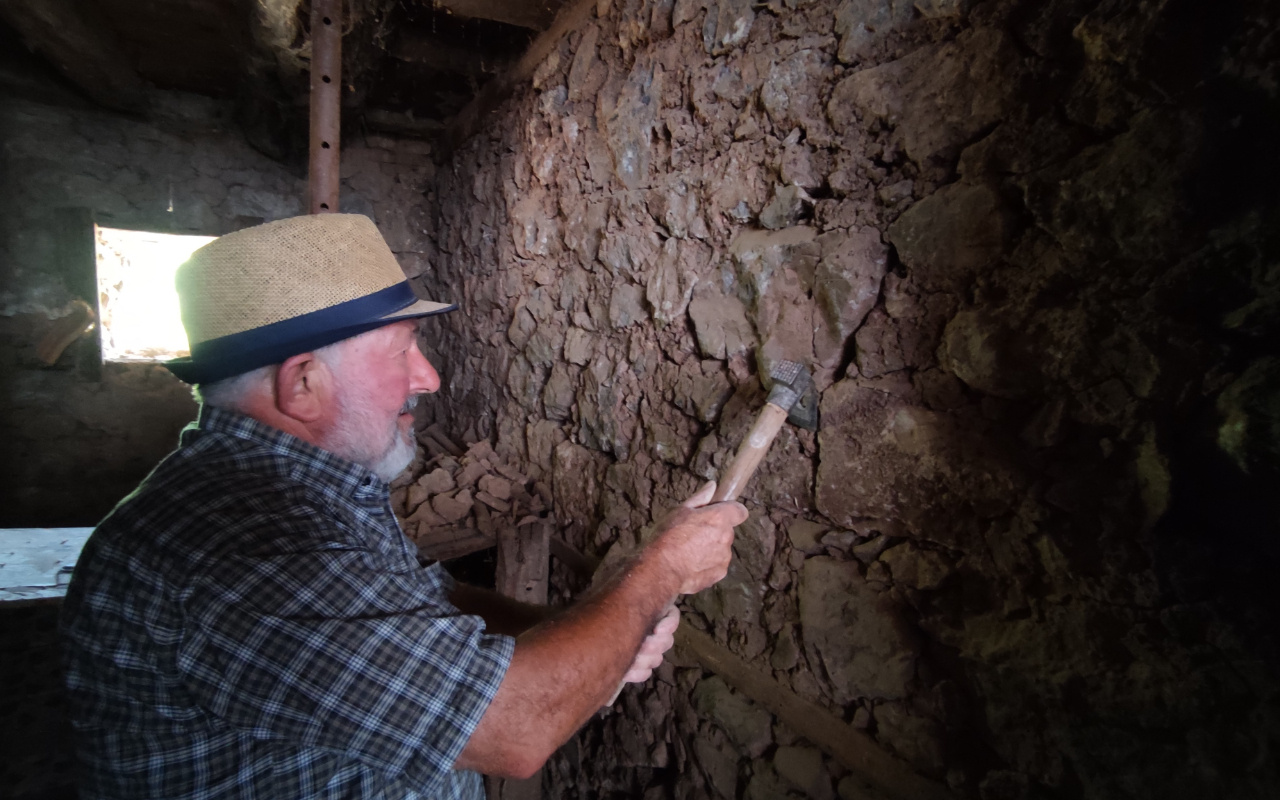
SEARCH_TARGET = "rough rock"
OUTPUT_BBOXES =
[936,309,1043,399]
[814,227,888,371]
[693,676,774,758]
[888,183,1014,293]
[562,328,595,367]
[828,27,1025,167]
[761,50,832,141]
[418,468,456,496]
[478,474,512,501]
[432,489,473,523]
[879,543,951,591]
[693,733,740,798]
[599,60,661,191]
[746,763,805,800]
[774,745,834,800]
[407,0,1280,797]
[1216,357,1280,477]
[799,557,919,703]
[688,289,756,359]
[833,0,917,65]
[761,184,809,231]
[1019,110,1193,263]
[610,283,648,328]
[647,237,702,326]
[702,0,755,55]
[787,519,829,555]
[874,701,946,775]
[542,363,576,421]
[815,379,1026,537]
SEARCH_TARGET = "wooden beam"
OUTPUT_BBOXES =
[436,0,564,31]
[390,34,515,76]
[361,109,446,140]
[495,523,551,620]
[677,627,955,800]
[417,528,496,562]
[0,0,146,112]
[488,522,552,799]
[440,0,596,156]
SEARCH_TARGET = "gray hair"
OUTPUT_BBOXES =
[191,365,274,411]
[189,332,366,411]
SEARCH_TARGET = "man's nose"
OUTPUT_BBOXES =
[409,343,441,394]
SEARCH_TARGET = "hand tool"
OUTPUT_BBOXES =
[605,360,817,706]
[711,359,817,503]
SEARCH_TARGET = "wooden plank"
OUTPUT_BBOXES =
[0,528,93,603]
[416,528,496,562]
[488,521,551,799]
[50,208,103,380]
[495,522,550,614]
[390,34,515,74]
[0,0,147,112]
[440,0,596,156]
[676,626,954,800]
[436,0,565,31]
[548,535,597,577]
[425,424,465,457]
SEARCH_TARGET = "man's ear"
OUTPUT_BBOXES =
[275,352,329,423]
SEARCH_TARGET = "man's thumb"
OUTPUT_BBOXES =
[681,480,717,509]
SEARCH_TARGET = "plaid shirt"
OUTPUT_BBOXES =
[60,406,513,799]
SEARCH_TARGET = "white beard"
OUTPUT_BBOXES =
[323,388,418,483]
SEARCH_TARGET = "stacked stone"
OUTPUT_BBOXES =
[391,432,553,558]
[414,0,1280,797]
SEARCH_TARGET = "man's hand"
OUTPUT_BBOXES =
[621,606,679,684]
[457,481,749,778]
[648,481,748,596]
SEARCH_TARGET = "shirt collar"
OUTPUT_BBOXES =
[184,404,388,501]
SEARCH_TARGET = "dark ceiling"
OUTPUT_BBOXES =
[0,0,569,161]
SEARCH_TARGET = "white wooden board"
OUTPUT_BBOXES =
[0,528,94,602]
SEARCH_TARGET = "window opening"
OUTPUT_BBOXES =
[94,226,214,363]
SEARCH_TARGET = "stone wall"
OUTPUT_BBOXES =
[0,86,436,526]
[414,0,1280,797]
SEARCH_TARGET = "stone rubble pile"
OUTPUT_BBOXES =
[390,426,553,559]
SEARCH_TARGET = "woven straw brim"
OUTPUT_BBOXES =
[379,296,454,322]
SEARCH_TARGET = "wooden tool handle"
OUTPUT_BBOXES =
[713,402,789,503]
[608,402,788,708]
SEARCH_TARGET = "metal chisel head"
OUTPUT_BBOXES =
[765,360,818,430]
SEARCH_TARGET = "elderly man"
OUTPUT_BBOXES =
[60,214,747,799]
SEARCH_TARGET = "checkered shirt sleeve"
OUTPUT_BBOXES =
[60,406,514,799]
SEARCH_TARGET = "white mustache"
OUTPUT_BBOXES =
[399,394,419,415]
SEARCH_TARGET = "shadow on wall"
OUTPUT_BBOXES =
[0,602,78,800]
[409,0,1280,798]
[0,89,300,527]
[0,353,196,528]
[1155,355,1280,672]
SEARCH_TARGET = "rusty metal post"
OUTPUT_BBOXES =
[308,0,342,214]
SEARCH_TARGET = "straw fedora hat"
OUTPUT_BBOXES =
[165,214,455,384]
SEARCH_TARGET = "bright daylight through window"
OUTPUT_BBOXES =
[95,226,215,363]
